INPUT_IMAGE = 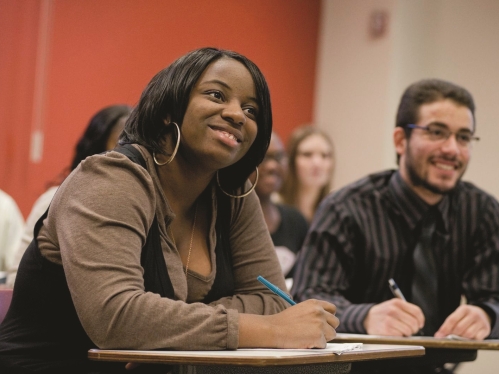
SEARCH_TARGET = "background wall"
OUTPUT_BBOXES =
[0,0,321,216]
[316,0,499,204]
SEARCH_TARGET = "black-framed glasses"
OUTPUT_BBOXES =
[406,123,479,146]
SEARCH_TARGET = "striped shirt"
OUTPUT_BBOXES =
[291,170,499,338]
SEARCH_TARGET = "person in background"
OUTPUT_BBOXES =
[5,104,131,287]
[0,47,338,374]
[280,126,334,222]
[292,79,499,372]
[253,132,308,284]
[0,189,24,281]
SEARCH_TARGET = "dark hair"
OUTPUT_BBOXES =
[70,105,132,171]
[396,79,475,133]
[280,125,334,214]
[120,47,273,192]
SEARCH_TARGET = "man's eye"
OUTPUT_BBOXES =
[457,133,472,143]
[429,128,445,137]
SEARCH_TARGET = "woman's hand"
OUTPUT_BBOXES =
[239,299,339,349]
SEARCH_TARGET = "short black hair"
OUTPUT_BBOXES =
[396,78,475,133]
[120,47,273,192]
[71,104,131,171]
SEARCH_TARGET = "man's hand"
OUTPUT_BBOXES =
[364,299,424,336]
[435,305,490,340]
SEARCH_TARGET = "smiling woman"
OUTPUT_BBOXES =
[0,48,339,374]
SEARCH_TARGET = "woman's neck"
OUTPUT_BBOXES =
[296,185,321,222]
[157,157,214,215]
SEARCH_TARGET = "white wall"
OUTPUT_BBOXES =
[315,1,499,372]
[316,0,499,200]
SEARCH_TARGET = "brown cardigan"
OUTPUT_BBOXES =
[37,145,288,351]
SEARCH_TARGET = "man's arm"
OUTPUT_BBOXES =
[291,201,376,333]
[440,194,499,339]
[291,195,425,336]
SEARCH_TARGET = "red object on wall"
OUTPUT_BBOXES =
[0,0,321,216]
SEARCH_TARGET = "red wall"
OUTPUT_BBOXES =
[0,0,321,216]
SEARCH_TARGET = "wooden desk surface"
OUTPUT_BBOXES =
[88,344,424,367]
[334,333,499,350]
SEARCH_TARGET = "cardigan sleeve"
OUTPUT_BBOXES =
[37,152,272,350]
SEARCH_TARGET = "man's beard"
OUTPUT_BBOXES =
[405,148,464,195]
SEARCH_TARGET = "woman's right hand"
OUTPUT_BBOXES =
[239,299,339,349]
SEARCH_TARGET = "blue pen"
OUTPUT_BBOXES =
[257,275,296,305]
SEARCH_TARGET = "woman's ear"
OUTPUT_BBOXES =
[163,116,172,125]
[393,127,407,158]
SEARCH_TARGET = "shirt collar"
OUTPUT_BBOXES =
[387,170,450,232]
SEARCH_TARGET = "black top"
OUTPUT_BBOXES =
[292,170,499,337]
[271,204,308,277]
[271,204,308,255]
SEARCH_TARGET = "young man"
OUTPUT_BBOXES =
[292,79,499,341]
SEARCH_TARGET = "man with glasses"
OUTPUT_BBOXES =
[292,79,499,350]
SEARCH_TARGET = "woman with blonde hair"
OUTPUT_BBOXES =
[280,126,334,222]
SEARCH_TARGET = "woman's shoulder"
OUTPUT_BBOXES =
[52,148,157,215]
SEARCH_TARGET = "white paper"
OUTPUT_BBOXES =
[238,343,363,356]
[102,343,364,358]
[274,246,296,276]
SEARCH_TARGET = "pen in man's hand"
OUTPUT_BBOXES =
[257,275,296,306]
[388,278,406,301]
[388,278,424,336]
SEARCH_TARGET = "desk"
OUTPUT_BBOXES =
[334,333,499,371]
[334,333,499,350]
[88,344,424,374]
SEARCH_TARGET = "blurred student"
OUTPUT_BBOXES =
[280,126,334,222]
[6,104,131,287]
[253,132,308,280]
[0,190,24,281]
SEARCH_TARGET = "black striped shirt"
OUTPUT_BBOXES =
[291,170,499,338]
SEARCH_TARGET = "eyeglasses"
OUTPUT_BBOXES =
[262,152,287,163]
[406,123,479,146]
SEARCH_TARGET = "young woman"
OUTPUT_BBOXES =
[280,126,334,222]
[5,104,131,287]
[0,48,338,374]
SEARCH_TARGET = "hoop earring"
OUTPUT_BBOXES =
[217,168,259,199]
[153,122,181,166]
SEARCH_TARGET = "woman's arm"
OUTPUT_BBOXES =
[41,153,240,350]
[238,299,339,348]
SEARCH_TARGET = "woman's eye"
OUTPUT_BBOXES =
[209,91,223,100]
[244,107,258,118]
